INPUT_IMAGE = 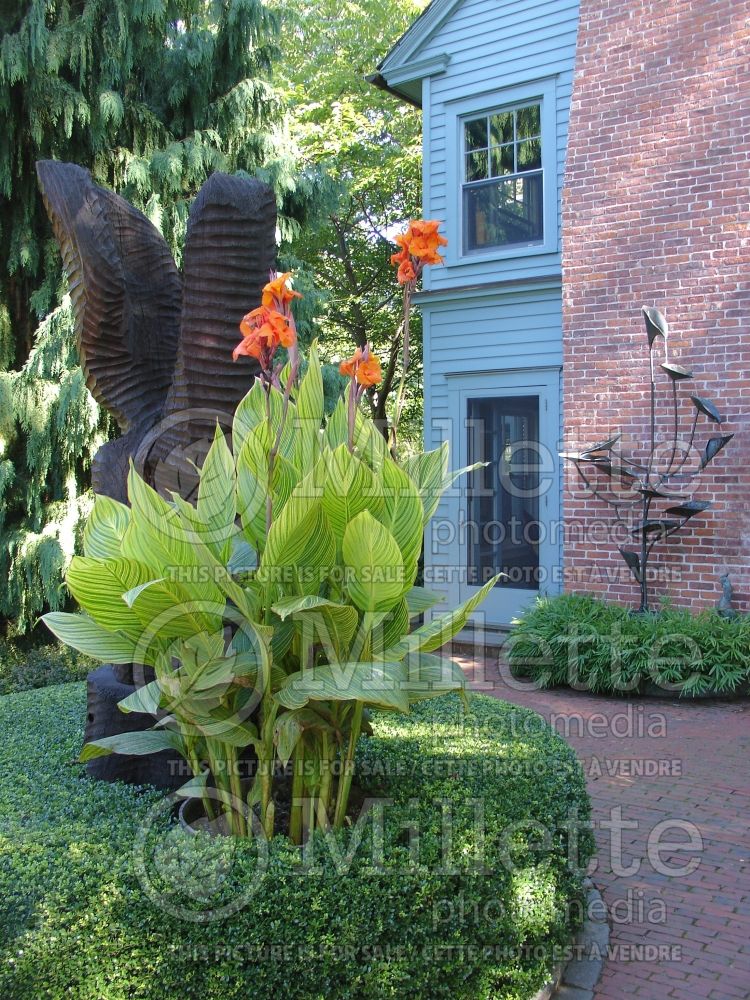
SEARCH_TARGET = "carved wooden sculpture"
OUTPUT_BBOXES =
[36,161,275,501]
[36,161,277,787]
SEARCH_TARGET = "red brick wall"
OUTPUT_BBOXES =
[561,0,750,611]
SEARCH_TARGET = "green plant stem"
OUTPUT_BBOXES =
[205,740,238,836]
[290,742,305,845]
[184,735,215,822]
[227,746,248,838]
[317,732,334,829]
[333,700,363,829]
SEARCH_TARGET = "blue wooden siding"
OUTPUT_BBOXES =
[421,284,565,619]
[383,0,580,623]
[417,0,579,291]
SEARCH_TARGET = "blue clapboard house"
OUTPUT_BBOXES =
[371,0,580,627]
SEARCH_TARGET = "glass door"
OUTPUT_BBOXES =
[451,370,560,626]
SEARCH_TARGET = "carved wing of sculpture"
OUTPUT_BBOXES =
[36,161,274,502]
[36,160,182,500]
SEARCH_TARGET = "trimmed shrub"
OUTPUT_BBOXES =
[0,639,93,695]
[508,594,750,696]
[0,683,593,1000]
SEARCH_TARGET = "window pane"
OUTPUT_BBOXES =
[465,150,488,181]
[517,138,542,172]
[464,117,488,150]
[466,396,541,590]
[516,104,541,139]
[463,173,544,251]
[489,111,513,145]
[490,143,515,176]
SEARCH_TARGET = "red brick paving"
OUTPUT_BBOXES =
[456,653,750,1000]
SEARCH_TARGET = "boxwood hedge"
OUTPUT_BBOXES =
[0,683,593,1000]
[508,594,750,696]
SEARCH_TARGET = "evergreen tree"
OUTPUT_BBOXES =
[0,0,304,633]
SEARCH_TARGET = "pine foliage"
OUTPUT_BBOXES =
[0,0,306,634]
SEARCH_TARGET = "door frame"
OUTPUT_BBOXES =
[446,366,561,627]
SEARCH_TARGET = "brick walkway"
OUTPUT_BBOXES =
[456,653,750,1000]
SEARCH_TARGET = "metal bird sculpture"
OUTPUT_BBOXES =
[36,160,276,503]
[561,306,734,612]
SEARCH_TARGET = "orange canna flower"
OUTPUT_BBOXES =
[389,219,447,282]
[262,271,302,309]
[397,259,417,285]
[339,347,363,378]
[355,355,382,387]
[339,346,381,387]
[233,305,296,363]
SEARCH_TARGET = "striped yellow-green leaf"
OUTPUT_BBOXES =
[233,379,294,459]
[122,463,225,612]
[66,556,152,638]
[261,467,336,597]
[275,659,410,713]
[343,510,405,613]
[80,728,186,762]
[42,612,138,663]
[83,495,131,560]
[294,339,324,473]
[272,595,359,662]
[118,680,161,715]
[187,423,237,563]
[404,442,449,525]
[398,651,468,704]
[236,421,299,550]
[324,388,370,453]
[371,599,409,655]
[383,573,504,658]
[322,444,384,541]
[274,707,332,766]
[405,586,444,618]
[380,458,423,579]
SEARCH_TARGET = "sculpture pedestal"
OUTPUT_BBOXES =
[84,665,189,790]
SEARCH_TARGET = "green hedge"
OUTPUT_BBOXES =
[0,639,93,695]
[508,594,750,696]
[0,684,593,1000]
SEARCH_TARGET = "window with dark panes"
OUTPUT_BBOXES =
[462,103,543,253]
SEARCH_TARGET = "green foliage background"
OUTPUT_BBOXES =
[1,0,426,634]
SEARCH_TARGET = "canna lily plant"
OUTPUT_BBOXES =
[44,224,500,843]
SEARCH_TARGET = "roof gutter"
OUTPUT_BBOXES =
[365,72,422,109]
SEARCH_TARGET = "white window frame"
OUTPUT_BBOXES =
[444,77,558,267]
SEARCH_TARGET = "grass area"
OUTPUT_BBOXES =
[508,594,750,696]
[0,683,593,1000]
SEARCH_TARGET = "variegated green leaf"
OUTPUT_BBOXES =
[383,574,503,658]
[399,652,468,704]
[404,441,449,525]
[380,458,423,578]
[80,728,185,762]
[322,444,384,541]
[343,510,405,613]
[405,586,444,618]
[261,468,336,597]
[83,495,131,560]
[42,612,138,664]
[66,556,152,637]
[118,680,161,715]
[294,339,324,472]
[371,599,409,655]
[275,659,409,713]
[272,595,359,661]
